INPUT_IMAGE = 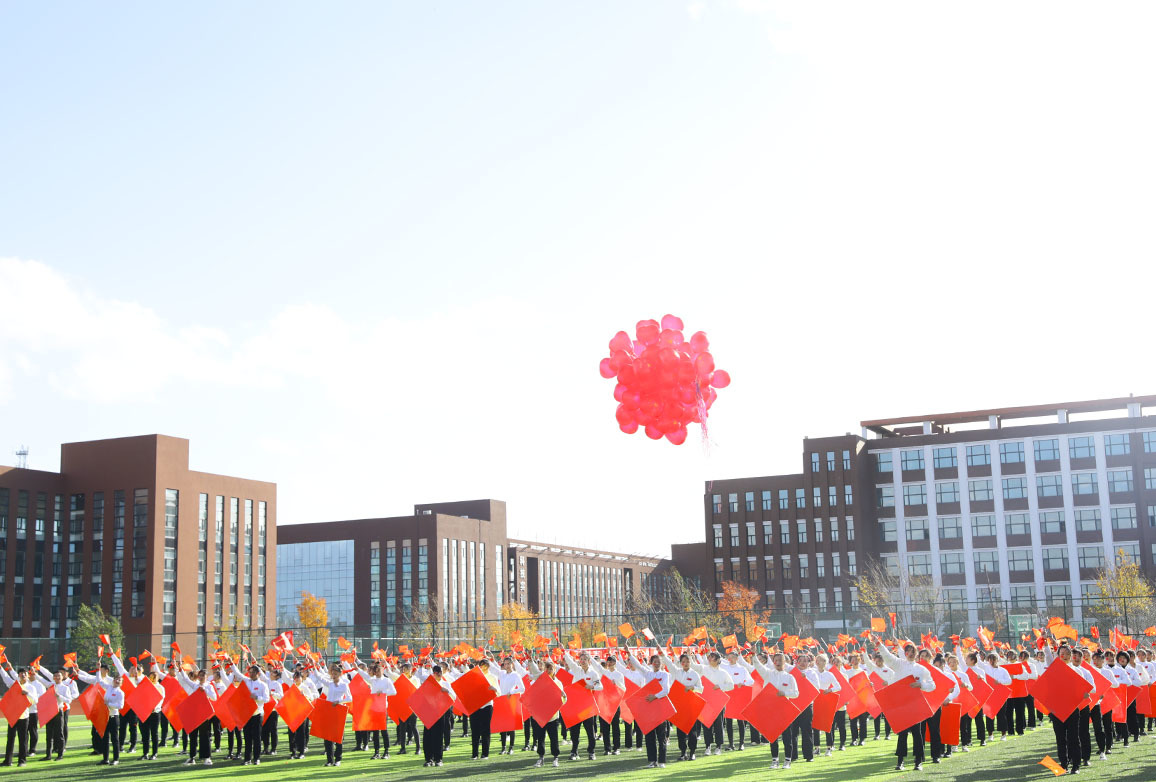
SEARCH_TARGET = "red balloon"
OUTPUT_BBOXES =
[620,421,639,435]
[635,320,661,345]
[666,427,688,445]
[661,314,684,331]
[644,424,663,440]
[710,370,731,389]
[688,331,709,354]
[694,352,715,377]
[599,358,615,378]
[609,331,633,353]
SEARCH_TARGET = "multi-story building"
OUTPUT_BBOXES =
[704,394,1156,629]
[0,434,275,657]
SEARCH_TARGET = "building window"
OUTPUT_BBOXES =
[1042,547,1069,571]
[936,481,959,504]
[729,524,739,546]
[712,525,722,548]
[940,552,965,575]
[796,520,808,544]
[795,489,806,509]
[728,493,738,512]
[762,521,772,545]
[780,522,790,545]
[969,479,993,502]
[1039,511,1066,535]
[811,453,820,473]
[798,554,809,579]
[778,489,789,510]
[844,484,853,505]
[1115,543,1140,566]
[1000,441,1025,464]
[747,560,758,584]
[1143,431,1156,454]
[1078,546,1105,569]
[813,487,822,508]
[973,550,999,574]
[1107,468,1134,493]
[828,486,837,507]
[901,449,925,471]
[744,491,755,512]
[712,494,722,514]
[814,519,823,543]
[832,553,841,577]
[876,485,894,508]
[1045,584,1072,607]
[164,489,178,538]
[903,483,927,506]
[1036,474,1063,498]
[816,553,826,577]
[1034,438,1060,462]
[1146,467,1156,491]
[1009,585,1036,606]
[875,452,893,474]
[971,514,996,537]
[761,490,772,511]
[1005,513,1030,536]
[1069,436,1096,460]
[1105,433,1131,456]
[826,451,835,471]
[846,551,857,576]
[879,520,896,542]
[966,444,990,467]
[938,516,962,539]
[1002,477,1028,500]
[846,517,855,540]
[905,518,929,541]
[908,554,931,577]
[1007,549,1034,572]
[843,450,851,469]
[1072,472,1098,496]
[1149,505,1156,527]
[1111,507,1137,530]
[746,523,756,546]
[933,447,957,469]
[1075,508,1102,532]
[830,519,839,542]
[781,555,791,581]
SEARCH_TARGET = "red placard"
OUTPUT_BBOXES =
[263,699,276,724]
[522,675,565,728]
[556,668,573,687]
[844,672,873,720]
[742,680,801,743]
[619,676,639,724]
[118,678,136,716]
[388,675,416,725]
[940,702,962,745]
[1136,685,1153,718]
[667,682,705,735]
[982,679,1010,720]
[623,679,676,735]
[1113,695,1128,724]
[491,694,523,733]
[275,685,313,733]
[725,684,755,720]
[213,685,238,731]
[811,691,839,733]
[125,679,163,722]
[351,693,390,731]
[919,661,957,712]
[36,689,60,727]
[560,682,598,728]
[175,688,215,733]
[594,676,624,720]
[831,667,855,709]
[1,685,33,728]
[162,688,187,733]
[409,677,455,728]
[787,668,819,712]
[1097,686,1120,716]
[1003,663,1029,699]
[308,700,348,744]
[698,681,730,728]
[965,670,993,719]
[161,677,185,709]
[954,680,979,717]
[1032,660,1092,722]
[874,676,934,734]
[451,667,497,715]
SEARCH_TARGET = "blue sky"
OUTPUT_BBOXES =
[2,1,1155,554]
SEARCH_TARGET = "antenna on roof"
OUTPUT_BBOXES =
[15,445,28,469]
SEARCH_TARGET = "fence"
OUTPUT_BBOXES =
[4,595,1152,667]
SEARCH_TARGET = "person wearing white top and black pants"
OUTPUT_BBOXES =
[562,653,603,761]
[743,652,799,769]
[227,659,271,765]
[494,656,526,755]
[624,643,671,769]
[876,641,936,771]
[689,651,733,755]
[0,665,34,768]
[657,648,702,761]
[309,663,353,767]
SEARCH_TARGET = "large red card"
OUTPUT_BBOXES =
[1113,695,1128,723]
[452,667,497,715]
[213,685,237,730]
[698,681,730,728]
[831,667,855,709]
[162,688,187,733]
[491,694,523,733]
[556,668,573,687]
[787,668,819,711]
[227,682,258,725]
[940,702,962,745]
[1,683,32,728]
[954,680,979,717]
[1136,685,1153,717]
[275,685,313,732]
[965,670,993,719]
[667,682,705,734]
[875,676,934,734]
[560,682,598,728]
[351,693,390,731]
[409,677,455,728]
[742,680,801,742]
[263,699,276,724]
[175,688,214,733]
[309,700,348,743]
[1032,660,1092,722]
[844,672,873,719]
[118,678,136,716]
[811,691,839,733]
[388,675,416,724]
[36,690,59,726]
[919,662,956,712]
[981,678,1010,720]
[624,679,676,735]
[594,676,624,720]
[725,684,755,720]
[125,679,163,722]
[1003,663,1029,699]
[1097,686,1120,716]
[619,676,639,724]
[161,677,185,708]
[522,675,564,728]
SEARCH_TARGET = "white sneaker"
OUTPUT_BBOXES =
[658,763,665,768]
[784,759,792,768]
[646,762,657,768]
[552,758,558,767]
[533,759,542,768]
[204,759,212,766]
[771,759,780,769]
[1099,753,1106,760]
[825,748,833,757]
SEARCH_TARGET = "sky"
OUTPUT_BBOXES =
[1,1,1155,556]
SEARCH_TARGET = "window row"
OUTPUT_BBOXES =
[717,551,859,583]
[713,486,854,514]
[875,432,1155,475]
[880,507,1140,542]
[811,450,853,472]
[877,470,1145,508]
[713,518,857,548]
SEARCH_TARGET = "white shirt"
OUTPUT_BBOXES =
[354,669,399,696]
[762,667,800,699]
[815,669,841,694]
[308,672,353,704]
[497,671,526,696]
[563,658,603,691]
[877,647,935,692]
[719,661,754,688]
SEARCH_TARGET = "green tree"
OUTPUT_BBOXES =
[72,604,124,670]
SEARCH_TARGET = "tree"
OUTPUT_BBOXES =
[72,604,125,670]
[1095,551,1156,632]
[401,593,441,650]
[852,557,898,613]
[490,602,538,651]
[571,618,606,649]
[213,613,246,660]
[297,592,330,652]
[717,580,768,642]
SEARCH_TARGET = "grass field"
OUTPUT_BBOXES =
[1,716,1154,781]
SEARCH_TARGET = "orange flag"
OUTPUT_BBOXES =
[721,634,737,650]
[888,612,897,628]
[337,637,352,651]
[1038,755,1066,776]
[618,623,635,639]
[1144,627,1156,637]
[510,631,523,646]
[870,617,886,633]
[593,633,607,644]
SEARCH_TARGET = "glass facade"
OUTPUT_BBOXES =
[275,540,355,626]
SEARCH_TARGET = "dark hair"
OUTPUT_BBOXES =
[431,664,443,675]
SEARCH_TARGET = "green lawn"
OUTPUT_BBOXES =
[1,716,1154,781]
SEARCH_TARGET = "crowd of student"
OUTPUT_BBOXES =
[1,631,1153,776]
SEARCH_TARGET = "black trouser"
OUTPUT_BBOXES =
[211,716,221,749]
[523,718,533,748]
[140,713,159,757]
[792,707,813,761]
[960,711,972,746]
[704,713,724,748]
[121,711,138,749]
[243,714,262,762]
[423,710,448,763]
[1028,697,1037,728]
[288,722,308,756]
[676,722,699,756]
[1078,706,1092,764]
[44,711,65,759]
[829,710,846,749]
[782,720,798,759]
[569,716,595,756]
[470,705,492,758]
[354,730,367,750]
[1051,712,1081,770]
[397,714,419,751]
[927,709,942,760]
[4,717,28,764]
[262,711,279,752]
[189,721,211,760]
[644,722,667,764]
[1092,704,1113,754]
[1127,701,1141,741]
[227,726,241,755]
[896,723,924,764]
[26,717,38,755]
[500,729,516,750]
[974,712,987,744]
[534,718,560,758]
[1010,696,1026,735]
[103,715,121,763]
[599,708,621,752]
[726,717,746,747]
[370,728,389,754]
[324,738,343,764]
[442,711,454,749]
[875,715,890,738]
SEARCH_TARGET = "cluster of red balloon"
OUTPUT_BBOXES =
[599,314,730,445]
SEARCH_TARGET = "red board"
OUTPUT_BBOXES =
[523,675,565,728]
[844,672,874,720]
[162,688,187,733]
[787,668,819,712]
[451,667,497,716]
[1004,663,1029,699]
[981,678,1010,720]
[954,680,979,717]
[161,677,185,709]
[940,702,962,745]
[175,688,214,733]
[594,676,624,721]
[831,667,855,709]
[263,699,276,724]
[623,678,676,735]
[725,684,755,720]
[1097,686,1120,716]
[560,682,598,729]
[811,691,839,733]
[37,689,60,726]
[1136,685,1153,718]
[351,693,390,731]
[919,661,956,712]
[1,685,32,728]
[491,694,523,733]
[965,670,993,719]
[308,700,348,744]
[667,682,706,735]
[275,685,314,733]
[118,678,136,716]
[742,680,801,743]
[125,679,163,723]
[619,676,639,724]
[1113,695,1128,724]
[213,686,238,731]
[1032,660,1092,722]
[388,675,416,725]
[408,677,455,728]
[875,676,934,734]
[556,669,573,687]
[698,681,730,728]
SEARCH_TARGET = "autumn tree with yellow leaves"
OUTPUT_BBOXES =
[297,591,330,651]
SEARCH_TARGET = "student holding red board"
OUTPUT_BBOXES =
[623,641,672,769]
[308,662,353,767]
[875,640,936,771]
[656,647,703,761]
[525,657,565,767]
[688,650,733,755]
[741,651,799,769]
[494,656,526,755]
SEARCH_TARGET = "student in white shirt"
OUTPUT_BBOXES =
[814,653,844,755]
[876,641,935,772]
[689,650,732,755]
[863,652,896,740]
[749,652,799,769]
[227,660,271,765]
[352,659,397,759]
[494,656,526,755]
[624,643,672,769]
[946,654,973,752]
[562,652,602,761]
[980,653,1013,741]
[719,650,754,750]
[0,666,35,767]
[526,658,565,768]
[259,664,285,756]
[419,665,454,768]
[587,653,626,755]
[657,648,702,761]
[309,662,353,767]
